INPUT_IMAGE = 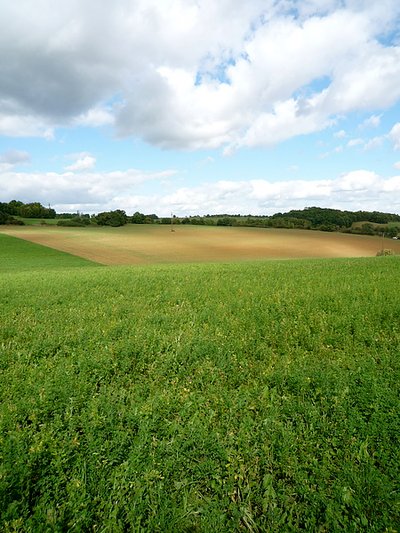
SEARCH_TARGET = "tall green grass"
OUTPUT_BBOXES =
[0,257,399,531]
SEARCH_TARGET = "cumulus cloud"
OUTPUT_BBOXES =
[1,1,400,150]
[0,168,177,211]
[157,171,400,215]
[0,105,54,138]
[1,166,399,216]
[73,106,115,127]
[65,153,97,171]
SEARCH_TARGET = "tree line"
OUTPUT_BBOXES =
[0,201,156,228]
[0,200,56,224]
[1,200,399,237]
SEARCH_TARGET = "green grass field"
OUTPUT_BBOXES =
[0,233,99,273]
[0,236,399,531]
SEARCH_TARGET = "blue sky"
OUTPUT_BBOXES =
[1,0,400,216]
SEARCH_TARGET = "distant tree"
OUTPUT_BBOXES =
[7,200,24,215]
[129,211,158,224]
[386,226,399,238]
[18,202,56,218]
[190,217,205,225]
[216,217,233,226]
[131,211,146,224]
[95,210,128,227]
[271,207,400,229]
[360,223,375,235]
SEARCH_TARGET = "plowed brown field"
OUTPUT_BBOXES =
[1,224,399,265]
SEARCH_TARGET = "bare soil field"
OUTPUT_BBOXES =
[1,224,399,265]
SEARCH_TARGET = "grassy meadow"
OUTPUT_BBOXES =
[0,233,399,531]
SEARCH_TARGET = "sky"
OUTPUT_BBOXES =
[1,0,400,217]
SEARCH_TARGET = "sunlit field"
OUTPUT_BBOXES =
[2,224,399,265]
[0,233,399,531]
[0,233,99,273]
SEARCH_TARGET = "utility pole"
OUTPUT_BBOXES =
[170,212,175,232]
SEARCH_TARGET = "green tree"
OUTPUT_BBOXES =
[131,211,146,224]
[19,202,56,218]
[386,226,399,238]
[7,200,24,215]
[96,210,128,227]
[216,217,232,226]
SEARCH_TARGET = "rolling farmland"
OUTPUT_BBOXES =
[1,223,399,265]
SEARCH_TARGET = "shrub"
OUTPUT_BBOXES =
[376,249,395,256]
[57,217,91,227]
[0,211,24,225]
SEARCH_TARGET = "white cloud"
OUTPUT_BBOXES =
[73,106,115,127]
[364,136,384,151]
[0,1,400,150]
[390,123,400,150]
[335,170,380,192]
[347,138,364,148]
[361,114,382,128]
[0,106,54,138]
[334,130,346,138]
[154,171,400,215]
[394,161,400,169]
[382,175,400,193]
[65,153,97,172]
[1,166,399,216]
[0,167,177,211]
